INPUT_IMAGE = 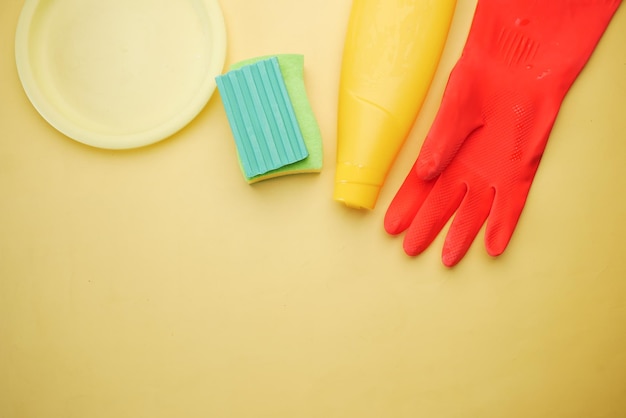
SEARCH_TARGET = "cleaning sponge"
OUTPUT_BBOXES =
[217,54,323,183]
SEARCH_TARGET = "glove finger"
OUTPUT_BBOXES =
[441,184,495,267]
[402,175,466,256]
[415,64,484,181]
[384,160,435,235]
[484,181,532,257]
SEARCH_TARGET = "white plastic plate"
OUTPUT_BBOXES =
[15,0,227,149]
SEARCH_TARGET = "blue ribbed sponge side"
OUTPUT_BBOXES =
[216,57,308,178]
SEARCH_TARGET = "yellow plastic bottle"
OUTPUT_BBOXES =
[334,0,457,209]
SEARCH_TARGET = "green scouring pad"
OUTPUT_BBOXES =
[216,54,323,183]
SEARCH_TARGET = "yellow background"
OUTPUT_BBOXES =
[1,0,625,417]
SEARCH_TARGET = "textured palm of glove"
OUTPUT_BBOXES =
[384,0,621,267]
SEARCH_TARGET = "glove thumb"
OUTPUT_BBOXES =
[416,62,484,181]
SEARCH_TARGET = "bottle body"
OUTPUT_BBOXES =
[334,0,457,209]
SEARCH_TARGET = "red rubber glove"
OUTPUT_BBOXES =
[384,0,621,267]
